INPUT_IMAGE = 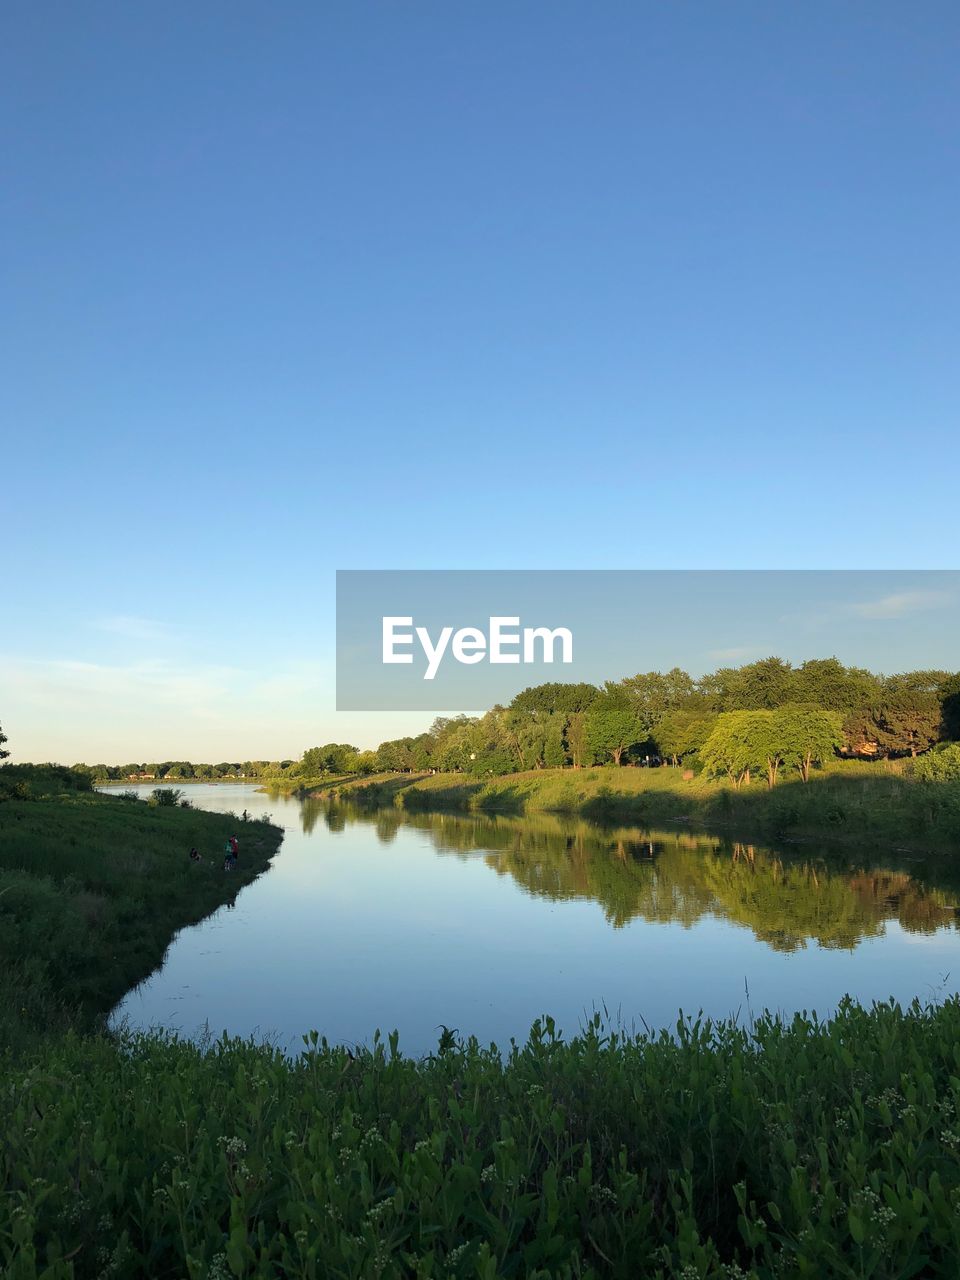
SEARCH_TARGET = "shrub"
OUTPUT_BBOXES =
[915,743,960,783]
[149,787,185,807]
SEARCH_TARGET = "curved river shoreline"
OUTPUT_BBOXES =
[107,783,960,1057]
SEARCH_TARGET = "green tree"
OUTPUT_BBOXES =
[773,704,843,782]
[509,683,599,716]
[884,669,953,695]
[792,658,884,713]
[543,718,566,768]
[619,668,695,735]
[585,687,642,766]
[654,708,717,767]
[565,711,589,768]
[376,738,416,772]
[938,673,960,741]
[874,691,941,757]
[700,657,796,711]
[410,733,436,770]
[701,712,768,788]
[0,722,8,761]
[301,744,361,776]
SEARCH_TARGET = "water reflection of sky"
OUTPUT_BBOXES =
[107,783,960,1057]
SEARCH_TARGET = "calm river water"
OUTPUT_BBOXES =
[108,783,960,1056]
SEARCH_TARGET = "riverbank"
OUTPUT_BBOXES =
[0,776,283,1055]
[260,771,355,796]
[5,997,960,1276]
[311,763,960,856]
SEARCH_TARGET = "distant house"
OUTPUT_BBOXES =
[841,741,879,758]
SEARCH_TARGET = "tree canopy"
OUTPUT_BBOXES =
[72,655,960,786]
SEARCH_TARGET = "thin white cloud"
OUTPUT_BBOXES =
[849,590,953,621]
[92,615,171,643]
[0,656,239,717]
[0,653,339,761]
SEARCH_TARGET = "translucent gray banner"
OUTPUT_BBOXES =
[336,570,960,711]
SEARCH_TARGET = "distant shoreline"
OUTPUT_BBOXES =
[98,777,256,786]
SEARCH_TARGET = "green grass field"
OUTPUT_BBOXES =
[0,783,283,1054]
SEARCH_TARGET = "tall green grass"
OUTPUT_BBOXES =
[0,788,283,1054]
[5,999,960,1277]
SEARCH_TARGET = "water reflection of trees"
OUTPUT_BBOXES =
[316,804,959,952]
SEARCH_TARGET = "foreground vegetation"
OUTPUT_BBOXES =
[6,999,960,1278]
[0,766,283,1055]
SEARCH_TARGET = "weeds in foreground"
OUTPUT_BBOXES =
[4,999,960,1277]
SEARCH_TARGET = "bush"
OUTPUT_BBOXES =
[0,764,93,802]
[149,787,185,807]
[915,743,960,783]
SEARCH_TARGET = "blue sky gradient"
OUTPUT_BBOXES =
[2,3,958,759]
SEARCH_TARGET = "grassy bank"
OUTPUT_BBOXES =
[6,999,960,1277]
[0,776,283,1055]
[314,763,960,854]
[7,769,960,1276]
[261,772,356,797]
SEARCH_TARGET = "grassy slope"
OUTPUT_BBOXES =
[0,788,283,1053]
[311,762,960,854]
[261,771,356,796]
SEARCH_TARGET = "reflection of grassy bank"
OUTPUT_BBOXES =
[317,765,960,854]
[0,779,283,1055]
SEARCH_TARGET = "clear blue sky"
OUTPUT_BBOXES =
[2,3,958,761]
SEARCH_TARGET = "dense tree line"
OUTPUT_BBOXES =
[357,658,960,785]
[72,760,297,783]
[72,658,960,789]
